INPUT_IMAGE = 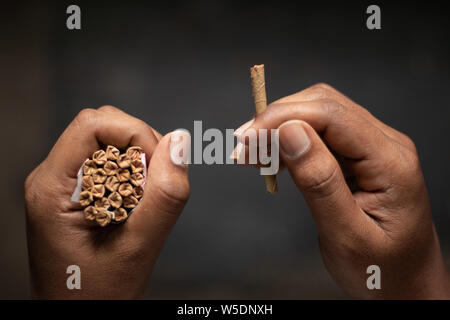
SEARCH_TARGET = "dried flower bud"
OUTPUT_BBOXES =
[133,185,144,199]
[108,192,122,209]
[94,197,110,210]
[118,183,133,197]
[96,210,112,227]
[92,168,107,184]
[117,168,130,182]
[79,190,93,207]
[114,208,128,222]
[130,172,144,187]
[104,161,118,176]
[92,150,107,165]
[91,184,105,198]
[118,154,131,168]
[106,145,120,161]
[130,159,144,173]
[123,195,139,209]
[83,160,97,175]
[105,175,120,192]
[126,146,143,161]
[81,175,94,191]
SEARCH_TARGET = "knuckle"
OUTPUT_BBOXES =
[24,165,41,204]
[24,173,35,204]
[306,86,328,99]
[313,82,334,91]
[388,146,422,185]
[310,83,334,94]
[24,168,43,218]
[98,105,120,113]
[321,98,346,116]
[402,134,418,153]
[403,151,422,177]
[74,108,98,126]
[301,83,334,100]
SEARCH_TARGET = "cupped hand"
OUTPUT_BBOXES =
[24,106,190,299]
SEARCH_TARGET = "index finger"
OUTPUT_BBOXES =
[238,99,399,191]
[243,99,390,161]
[46,107,159,179]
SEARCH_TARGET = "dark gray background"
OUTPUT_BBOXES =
[1,0,449,299]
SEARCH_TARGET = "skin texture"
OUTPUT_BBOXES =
[25,87,450,299]
[24,106,190,299]
[235,83,450,299]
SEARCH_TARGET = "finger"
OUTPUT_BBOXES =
[128,130,190,243]
[277,120,379,236]
[46,107,159,179]
[229,142,286,172]
[241,99,390,160]
[275,84,415,151]
[237,99,397,190]
[98,105,163,141]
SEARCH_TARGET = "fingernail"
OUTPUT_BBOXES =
[228,142,245,162]
[278,120,311,160]
[234,118,255,137]
[228,146,238,161]
[170,130,191,166]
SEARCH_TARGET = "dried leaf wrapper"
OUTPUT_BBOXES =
[96,210,112,227]
[118,154,131,168]
[133,186,144,199]
[131,159,144,173]
[117,168,130,182]
[126,146,143,160]
[106,145,120,161]
[94,197,110,210]
[92,150,107,165]
[104,161,119,176]
[118,183,133,197]
[114,208,128,222]
[130,172,144,187]
[84,206,98,221]
[72,145,147,227]
[83,160,97,175]
[105,176,120,192]
[79,191,93,207]
[123,196,138,209]
[108,192,123,209]
[81,176,94,191]
[92,168,107,184]
[92,184,105,198]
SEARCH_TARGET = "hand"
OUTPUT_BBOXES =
[235,83,450,299]
[24,106,190,299]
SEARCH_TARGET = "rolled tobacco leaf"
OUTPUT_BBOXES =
[77,145,146,227]
[105,175,120,192]
[250,64,278,194]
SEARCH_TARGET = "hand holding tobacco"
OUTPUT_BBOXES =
[235,83,450,299]
[24,106,190,299]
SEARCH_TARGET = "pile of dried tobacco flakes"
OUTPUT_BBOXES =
[79,145,145,227]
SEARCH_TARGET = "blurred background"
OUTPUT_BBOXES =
[1,0,449,299]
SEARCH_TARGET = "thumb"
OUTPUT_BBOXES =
[277,120,365,235]
[128,130,190,242]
